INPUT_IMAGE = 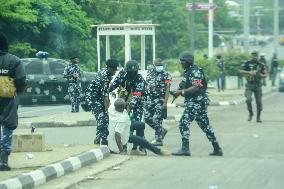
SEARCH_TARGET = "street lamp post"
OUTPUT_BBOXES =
[274,0,279,55]
[243,0,250,52]
[191,0,196,53]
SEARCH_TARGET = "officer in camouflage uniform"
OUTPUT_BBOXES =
[63,57,82,112]
[240,51,267,123]
[109,60,147,153]
[0,33,26,171]
[109,60,146,123]
[85,59,119,145]
[144,58,171,146]
[172,51,223,156]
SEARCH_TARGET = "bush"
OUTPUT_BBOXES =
[164,56,219,81]
[9,42,36,58]
[221,52,250,76]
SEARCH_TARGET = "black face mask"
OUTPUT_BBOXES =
[126,71,138,81]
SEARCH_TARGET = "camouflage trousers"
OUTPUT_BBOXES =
[68,83,81,112]
[131,103,144,122]
[92,100,109,141]
[179,101,218,144]
[0,126,13,154]
[144,98,164,140]
[245,84,262,112]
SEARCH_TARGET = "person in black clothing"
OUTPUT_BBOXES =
[216,54,225,92]
[259,53,268,86]
[270,53,278,86]
[0,33,26,171]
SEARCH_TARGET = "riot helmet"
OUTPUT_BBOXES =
[125,60,139,71]
[179,51,194,63]
[125,60,139,81]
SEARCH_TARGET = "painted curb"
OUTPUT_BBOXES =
[0,146,110,189]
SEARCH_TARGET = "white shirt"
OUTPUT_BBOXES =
[107,105,131,153]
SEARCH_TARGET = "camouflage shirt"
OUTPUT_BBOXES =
[63,63,81,83]
[180,64,208,103]
[241,60,266,84]
[146,68,171,99]
[109,70,146,109]
[85,68,112,105]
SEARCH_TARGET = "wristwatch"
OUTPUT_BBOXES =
[181,90,185,95]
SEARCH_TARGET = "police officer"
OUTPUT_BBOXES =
[144,58,171,146]
[85,59,119,145]
[63,56,82,112]
[109,60,146,122]
[109,60,147,153]
[259,53,268,86]
[172,51,223,156]
[240,51,267,123]
[270,53,278,87]
[0,33,26,171]
[216,54,225,92]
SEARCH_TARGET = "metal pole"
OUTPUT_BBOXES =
[243,0,250,52]
[208,0,214,58]
[141,35,146,70]
[274,0,279,55]
[191,0,195,53]
[97,33,101,71]
[106,35,110,60]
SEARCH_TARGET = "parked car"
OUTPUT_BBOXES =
[19,58,96,105]
[279,67,284,92]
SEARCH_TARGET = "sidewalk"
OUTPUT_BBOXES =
[0,85,276,189]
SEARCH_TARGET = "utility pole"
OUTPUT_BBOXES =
[191,0,195,53]
[273,0,279,55]
[208,0,214,58]
[243,0,250,52]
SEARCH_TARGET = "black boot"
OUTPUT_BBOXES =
[209,142,223,156]
[172,140,190,156]
[248,110,253,121]
[101,138,108,145]
[94,138,100,145]
[256,111,262,123]
[0,151,11,171]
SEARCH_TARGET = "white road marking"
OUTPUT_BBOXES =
[19,106,65,115]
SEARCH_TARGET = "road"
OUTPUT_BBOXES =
[251,42,284,59]
[63,91,284,189]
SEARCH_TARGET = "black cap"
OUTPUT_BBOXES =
[106,59,119,68]
[70,56,77,60]
[251,51,258,55]
[0,32,8,52]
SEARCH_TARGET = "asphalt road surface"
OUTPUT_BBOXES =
[64,91,284,189]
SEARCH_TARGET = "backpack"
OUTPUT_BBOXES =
[0,76,16,98]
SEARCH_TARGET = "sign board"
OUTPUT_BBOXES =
[186,3,217,11]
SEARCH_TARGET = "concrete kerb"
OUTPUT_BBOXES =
[0,146,110,189]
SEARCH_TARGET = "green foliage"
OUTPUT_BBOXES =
[0,0,37,23]
[0,0,243,72]
[195,54,219,81]
[278,59,284,67]
[9,42,36,58]
[221,52,250,76]
[164,55,219,81]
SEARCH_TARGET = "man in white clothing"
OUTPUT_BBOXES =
[108,98,170,155]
